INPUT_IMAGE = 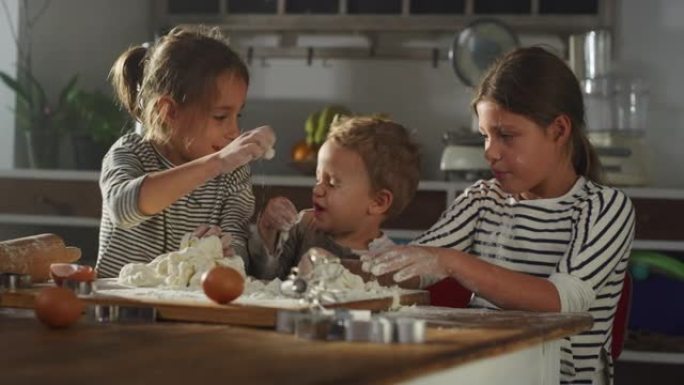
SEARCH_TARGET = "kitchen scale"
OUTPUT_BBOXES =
[441,19,518,181]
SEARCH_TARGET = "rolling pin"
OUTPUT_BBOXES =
[0,233,81,282]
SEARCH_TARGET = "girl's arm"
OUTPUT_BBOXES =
[432,247,561,312]
[366,189,636,313]
[139,126,274,216]
[367,245,561,312]
[138,155,222,215]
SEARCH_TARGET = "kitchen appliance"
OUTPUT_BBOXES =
[449,19,519,87]
[570,30,649,186]
[440,129,490,181]
[442,20,515,182]
[589,130,648,186]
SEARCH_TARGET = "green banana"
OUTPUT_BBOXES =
[304,111,320,146]
[314,105,351,145]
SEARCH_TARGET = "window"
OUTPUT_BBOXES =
[227,0,278,14]
[168,0,219,14]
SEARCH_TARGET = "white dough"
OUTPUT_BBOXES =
[118,234,246,289]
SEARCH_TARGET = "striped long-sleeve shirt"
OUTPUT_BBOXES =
[96,133,255,278]
[414,177,635,385]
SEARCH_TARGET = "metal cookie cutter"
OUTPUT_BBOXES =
[395,318,426,344]
[345,319,372,342]
[294,309,335,340]
[0,273,32,292]
[276,309,307,334]
[369,316,394,344]
[328,309,371,341]
[89,304,158,324]
[60,279,95,296]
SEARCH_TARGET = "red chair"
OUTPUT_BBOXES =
[426,273,632,361]
[426,277,472,308]
[611,272,633,360]
[427,272,632,360]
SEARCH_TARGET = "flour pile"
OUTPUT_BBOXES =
[242,263,391,301]
[118,234,245,289]
[116,236,406,304]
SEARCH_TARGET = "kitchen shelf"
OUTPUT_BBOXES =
[0,168,100,181]
[156,0,613,33]
[0,214,100,228]
[152,0,615,62]
[161,14,611,34]
[632,240,684,253]
[619,350,684,365]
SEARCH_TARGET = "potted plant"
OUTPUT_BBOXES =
[67,89,129,170]
[0,0,76,168]
[0,70,79,168]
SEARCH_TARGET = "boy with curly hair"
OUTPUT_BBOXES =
[248,116,421,280]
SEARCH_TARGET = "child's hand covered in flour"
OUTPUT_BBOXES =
[192,224,234,258]
[215,125,276,173]
[257,197,298,254]
[361,245,449,287]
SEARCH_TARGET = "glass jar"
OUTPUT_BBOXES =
[583,76,648,133]
[613,78,649,133]
[583,76,613,131]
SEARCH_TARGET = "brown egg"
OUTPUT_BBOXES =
[50,263,96,286]
[202,266,244,304]
[34,287,84,329]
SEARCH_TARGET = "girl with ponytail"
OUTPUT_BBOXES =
[363,47,635,385]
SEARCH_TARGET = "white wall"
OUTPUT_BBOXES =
[242,59,472,179]
[10,0,152,168]
[14,0,684,187]
[0,0,18,169]
[30,0,152,95]
[616,0,684,187]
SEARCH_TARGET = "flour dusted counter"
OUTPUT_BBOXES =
[0,307,591,385]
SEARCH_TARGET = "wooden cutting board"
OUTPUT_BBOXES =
[0,280,429,327]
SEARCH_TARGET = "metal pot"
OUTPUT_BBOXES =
[569,29,612,80]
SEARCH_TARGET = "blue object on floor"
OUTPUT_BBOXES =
[628,271,684,336]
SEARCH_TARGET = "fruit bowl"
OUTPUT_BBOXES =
[288,159,317,175]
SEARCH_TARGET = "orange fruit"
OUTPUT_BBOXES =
[292,140,316,162]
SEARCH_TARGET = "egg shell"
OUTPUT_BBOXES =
[50,263,96,286]
[202,266,245,304]
[34,287,84,329]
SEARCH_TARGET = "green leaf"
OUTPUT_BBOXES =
[17,68,48,122]
[0,71,32,107]
[56,75,79,112]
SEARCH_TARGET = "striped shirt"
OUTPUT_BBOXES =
[414,177,635,385]
[96,133,255,278]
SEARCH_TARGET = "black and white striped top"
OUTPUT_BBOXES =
[414,177,635,385]
[96,133,255,278]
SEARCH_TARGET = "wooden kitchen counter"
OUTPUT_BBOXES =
[0,307,592,385]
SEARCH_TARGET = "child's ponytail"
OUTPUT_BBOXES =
[109,46,147,120]
[574,132,604,184]
[108,26,248,144]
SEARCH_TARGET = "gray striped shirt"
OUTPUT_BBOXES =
[96,133,255,278]
[415,177,635,385]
